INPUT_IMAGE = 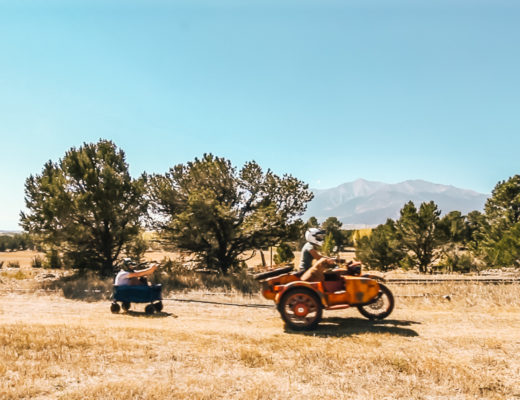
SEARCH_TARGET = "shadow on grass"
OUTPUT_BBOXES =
[40,271,113,301]
[285,317,420,337]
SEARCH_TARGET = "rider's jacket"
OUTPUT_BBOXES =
[299,242,316,272]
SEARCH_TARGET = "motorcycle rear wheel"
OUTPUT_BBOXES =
[357,283,394,320]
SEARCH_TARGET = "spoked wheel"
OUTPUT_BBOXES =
[357,283,394,320]
[145,304,155,315]
[122,302,131,312]
[280,288,322,331]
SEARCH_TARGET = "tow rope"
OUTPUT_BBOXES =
[161,297,274,308]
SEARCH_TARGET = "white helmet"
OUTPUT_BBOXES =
[305,228,326,247]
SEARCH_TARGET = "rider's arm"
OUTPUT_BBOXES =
[309,249,336,266]
[127,263,158,278]
[309,248,323,260]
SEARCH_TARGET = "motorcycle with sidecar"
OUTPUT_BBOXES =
[254,260,394,330]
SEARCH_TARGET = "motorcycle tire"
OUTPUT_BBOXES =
[357,283,394,320]
[279,288,323,331]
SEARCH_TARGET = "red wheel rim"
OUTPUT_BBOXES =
[293,303,309,317]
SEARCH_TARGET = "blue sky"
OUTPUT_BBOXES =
[1,0,519,230]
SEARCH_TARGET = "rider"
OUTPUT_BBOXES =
[114,258,159,286]
[299,228,337,282]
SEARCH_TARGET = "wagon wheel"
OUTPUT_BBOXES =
[153,301,163,312]
[122,302,131,312]
[357,283,394,320]
[110,302,120,313]
[145,304,155,315]
[279,288,322,331]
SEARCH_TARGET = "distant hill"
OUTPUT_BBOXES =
[0,230,22,236]
[304,179,489,229]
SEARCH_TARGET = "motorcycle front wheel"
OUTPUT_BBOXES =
[357,283,394,320]
[280,288,323,331]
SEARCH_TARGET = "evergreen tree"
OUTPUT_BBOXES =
[321,232,336,256]
[438,211,467,244]
[395,201,446,273]
[321,216,345,250]
[356,219,404,271]
[307,216,319,228]
[341,230,355,247]
[465,210,489,254]
[481,175,520,267]
[273,243,295,265]
[20,140,148,275]
[148,154,313,273]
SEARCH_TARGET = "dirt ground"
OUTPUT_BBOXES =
[1,281,520,399]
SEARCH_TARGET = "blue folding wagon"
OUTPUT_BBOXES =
[110,284,163,314]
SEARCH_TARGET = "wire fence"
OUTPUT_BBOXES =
[387,278,520,285]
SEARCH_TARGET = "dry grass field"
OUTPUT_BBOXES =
[1,269,520,399]
[0,250,45,268]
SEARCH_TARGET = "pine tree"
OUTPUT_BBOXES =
[480,175,520,267]
[395,201,446,273]
[321,232,336,256]
[273,243,295,265]
[20,140,148,275]
[356,219,404,271]
[148,154,313,273]
[321,217,345,250]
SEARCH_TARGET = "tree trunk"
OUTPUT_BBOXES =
[259,250,266,267]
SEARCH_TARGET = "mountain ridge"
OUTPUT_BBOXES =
[304,179,489,228]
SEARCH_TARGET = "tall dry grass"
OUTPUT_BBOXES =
[1,282,519,399]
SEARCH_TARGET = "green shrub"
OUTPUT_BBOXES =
[45,249,63,269]
[32,256,43,269]
[124,234,148,264]
[0,233,33,252]
[273,243,294,265]
[440,251,479,273]
[399,255,415,271]
[1,269,30,280]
